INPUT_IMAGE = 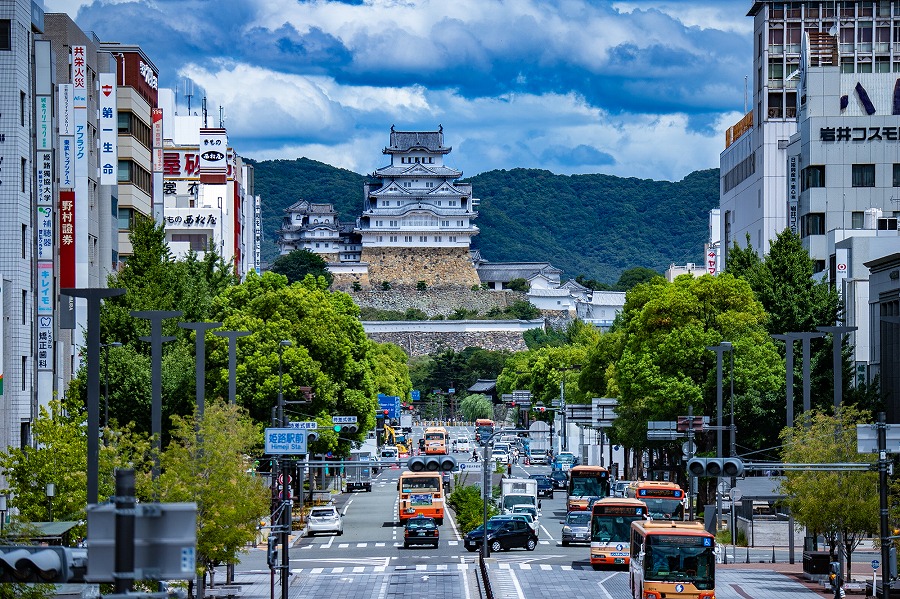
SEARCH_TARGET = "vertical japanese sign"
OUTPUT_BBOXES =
[60,137,73,189]
[835,247,849,301]
[706,245,719,275]
[152,108,164,224]
[0,279,3,395]
[36,151,52,205]
[37,207,53,260]
[788,155,798,234]
[255,195,261,274]
[36,96,50,150]
[199,128,228,184]
[98,72,117,185]
[59,191,75,289]
[37,316,53,372]
[37,263,53,315]
[72,45,88,287]
[58,83,73,136]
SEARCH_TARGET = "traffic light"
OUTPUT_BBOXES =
[333,424,358,434]
[537,406,546,414]
[407,456,456,472]
[267,536,278,568]
[686,457,744,478]
[307,431,319,443]
[0,546,87,583]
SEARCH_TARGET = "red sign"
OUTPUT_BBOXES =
[101,84,113,97]
[59,191,76,288]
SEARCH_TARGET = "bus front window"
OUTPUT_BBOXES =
[644,545,715,589]
[643,498,683,520]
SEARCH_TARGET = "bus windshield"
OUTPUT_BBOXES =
[571,475,607,497]
[642,498,684,520]
[645,536,715,589]
[401,476,441,493]
[425,432,444,441]
[592,514,642,542]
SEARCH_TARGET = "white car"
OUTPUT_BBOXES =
[307,505,343,536]
[511,505,540,530]
[491,449,509,464]
[455,438,471,453]
[527,449,548,464]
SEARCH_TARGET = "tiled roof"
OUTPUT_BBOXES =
[527,288,571,297]
[588,292,627,306]
[372,165,461,178]
[385,128,449,153]
[468,379,497,393]
[476,262,562,281]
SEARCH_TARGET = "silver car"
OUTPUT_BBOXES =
[307,505,343,536]
[561,510,591,546]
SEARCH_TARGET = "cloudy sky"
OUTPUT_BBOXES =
[51,0,754,182]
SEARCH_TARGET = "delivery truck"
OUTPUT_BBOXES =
[347,450,373,492]
[500,478,538,514]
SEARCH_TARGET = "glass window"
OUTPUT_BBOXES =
[853,164,876,187]
[118,207,133,231]
[893,164,900,186]
[852,211,865,229]
[802,213,826,236]
[0,20,10,51]
[802,165,825,190]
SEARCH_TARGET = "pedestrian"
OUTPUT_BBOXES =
[507,462,512,476]
[472,448,478,462]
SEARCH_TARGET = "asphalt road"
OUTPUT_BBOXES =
[228,425,855,597]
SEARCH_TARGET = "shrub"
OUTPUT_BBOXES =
[416,280,428,291]
[448,484,497,533]
[381,281,392,290]
[351,281,362,291]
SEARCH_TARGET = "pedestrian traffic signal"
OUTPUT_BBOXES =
[0,546,87,583]
[407,456,457,472]
[686,457,744,478]
[267,536,278,568]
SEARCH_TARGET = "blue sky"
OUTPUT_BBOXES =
[51,0,753,181]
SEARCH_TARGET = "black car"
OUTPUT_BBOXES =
[404,515,439,548]
[529,474,553,498]
[464,516,538,552]
[549,470,568,490]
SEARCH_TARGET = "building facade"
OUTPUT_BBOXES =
[719,1,900,268]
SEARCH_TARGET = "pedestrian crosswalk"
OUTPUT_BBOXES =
[240,561,604,576]
[295,539,554,549]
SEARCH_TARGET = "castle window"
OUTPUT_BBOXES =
[324,243,329,248]
[429,157,433,163]
[405,236,412,242]
[441,220,449,227]
[396,201,401,206]
[450,201,457,206]
[315,243,320,248]
[390,236,398,242]
[376,220,383,227]
[295,214,302,220]
[437,201,442,206]
[420,236,427,242]
[457,220,464,226]
[449,236,457,242]
[435,236,442,242]
[377,236,383,242]
[415,157,420,163]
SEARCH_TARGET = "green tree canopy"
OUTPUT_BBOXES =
[583,274,784,458]
[779,407,877,575]
[269,249,334,287]
[459,394,494,421]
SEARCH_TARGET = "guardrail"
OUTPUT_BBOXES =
[479,555,494,599]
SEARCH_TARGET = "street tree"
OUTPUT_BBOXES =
[778,407,878,575]
[144,400,269,591]
[269,249,333,287]
[581,273,783,487]
[459,393,493,421]
[205,272,385,455]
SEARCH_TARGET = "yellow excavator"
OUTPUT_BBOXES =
[384,423,410,455]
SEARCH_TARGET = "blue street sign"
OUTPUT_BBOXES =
[873,559,880,570]
[411,390,420,401]
[289,421,317,430]
[333,416,357,424]
[377,393,401,419]
[265,428,308,454]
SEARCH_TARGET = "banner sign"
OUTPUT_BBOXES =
[788,155,798,234]
[58,191,75,288]
[152,108,163,171]
[37,262,54,315]
[198,128,228,184]
[36,96,51,150]
[59,137,73,189]
[37,206,53,260]
[58,84,73,136]
[37,315,53,371]
[98,72,117,185]
[36,151,52,205]
[265,428,308,455]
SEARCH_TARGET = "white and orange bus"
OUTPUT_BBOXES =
[590,498,647,568]
[626,481,685,520]
[423,426,449,455]
[629,520,715,599]
[474,418,495,443]
[566,465,611,511]
[398,470,445,525]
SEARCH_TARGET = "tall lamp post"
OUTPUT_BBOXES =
[101,342,122,432]
[277,340,291,426]
[706,341,732,538]
[276,339,291,599]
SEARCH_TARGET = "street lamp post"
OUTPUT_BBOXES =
[706,341,732,539]
[278,340,291,426]
[101,342,122,433]
[275,339,291,599]
[0,492,7,536]
[45,482,55,522]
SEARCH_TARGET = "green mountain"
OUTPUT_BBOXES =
[248,157,720,284]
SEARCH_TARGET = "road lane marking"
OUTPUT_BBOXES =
[338,543,349,548]
[540,524,555,539]
[446,500,462,540]
[342,498,353,515]
[323,535,335,549]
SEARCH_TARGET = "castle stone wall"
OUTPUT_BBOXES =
[361,246,480,289]
[367,330,529,357]
[349,288,524,318]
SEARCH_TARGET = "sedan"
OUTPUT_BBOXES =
[561,510,591,546]
[307,505,343,536]
[404,515,439,548]
[491,449,509,464]
[549,471,568,490]
[529,474,554,498]
[464,517,538,552]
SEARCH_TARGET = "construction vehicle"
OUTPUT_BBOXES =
[384,423,410,455]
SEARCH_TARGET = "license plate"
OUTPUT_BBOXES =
[614,558,625,564]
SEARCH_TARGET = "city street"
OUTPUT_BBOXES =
[225,426,843,598]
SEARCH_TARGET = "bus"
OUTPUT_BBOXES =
[589,498,647,568]
[566,465,611,512]
[398,470,445,525]
[474,418,495,443]
[629,520,715,599]
[423,426,449,455]
[626,481,685,520]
